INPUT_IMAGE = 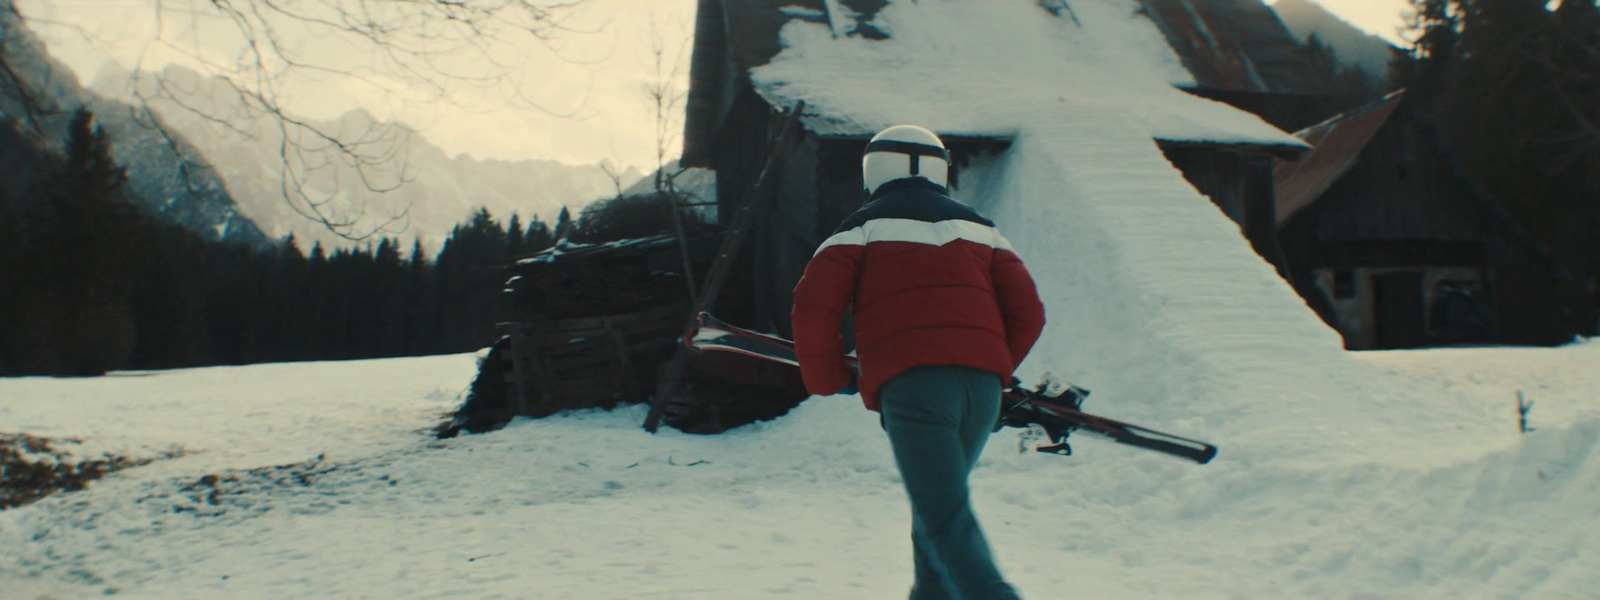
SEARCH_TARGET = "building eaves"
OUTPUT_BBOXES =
[683,0,830,167]
[1273,90,1405,225]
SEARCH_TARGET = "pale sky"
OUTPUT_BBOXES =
[15,0,700,171]
[1267,0,1414,44]
[15,0,1413,171]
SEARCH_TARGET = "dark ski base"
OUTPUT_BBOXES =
[689,312,1217,464]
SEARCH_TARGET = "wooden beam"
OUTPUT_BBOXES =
[644,100,808,433]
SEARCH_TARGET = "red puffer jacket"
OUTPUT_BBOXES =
[791,177,1046,411]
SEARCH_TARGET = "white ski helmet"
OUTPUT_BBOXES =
[862,124,949,196]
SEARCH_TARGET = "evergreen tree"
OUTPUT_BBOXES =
[1394,0,1600,289]
[0,202,27,375]
[1449,0,1599,280]
[433,208,513,352]
[406,237,436,354]
[1305,34,1382,116]
[525,215,555,252]
[1394,0,1461,100]
[278,234,304,261]
[269,233,307,362]
[410,238,429,265]
[0,117,48,374]
[554,206,573,241]
[37,109,143,306]
[0,120,634,372]
[375,237,402,270]
[370,237,407,355]
[506,213,526,259]
[31,108,147,375]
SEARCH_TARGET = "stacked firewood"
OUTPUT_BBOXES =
[449,231,806,435]
[656,349,810,434]
[505,235,717,319]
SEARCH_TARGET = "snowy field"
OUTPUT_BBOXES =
[2,341,1598,600]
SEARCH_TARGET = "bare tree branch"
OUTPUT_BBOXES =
[640,11,689,193]
[0,1,57,132]
[19,0,593,241]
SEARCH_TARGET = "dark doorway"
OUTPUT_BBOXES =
[1373,271,1427,349]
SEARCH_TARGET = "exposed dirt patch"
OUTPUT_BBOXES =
[1,433,167,509]
[174,455,342,515]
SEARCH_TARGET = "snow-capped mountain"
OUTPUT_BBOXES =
[0,0,269,248]
[1271,0,1400,84]
[89,65,644,254]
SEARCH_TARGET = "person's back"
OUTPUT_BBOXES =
[792,125,1045,600]
[797,176,1039,411]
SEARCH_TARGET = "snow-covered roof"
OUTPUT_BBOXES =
[515,234,683,266]
[744,0,1306,151]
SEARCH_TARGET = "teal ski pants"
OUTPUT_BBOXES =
[879,365,1022,600]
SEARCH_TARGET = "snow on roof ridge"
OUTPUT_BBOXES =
[751,0,1302,149]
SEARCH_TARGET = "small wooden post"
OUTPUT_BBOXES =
[523,333,557,415]
[507,332,532,416]
[607,320,641,400]
[644,100,807,433]
[1517,391,1534,434]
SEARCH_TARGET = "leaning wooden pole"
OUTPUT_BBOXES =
[644,101,807,433]
[662,177,701,305]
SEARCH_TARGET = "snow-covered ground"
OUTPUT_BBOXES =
[2,341,1598,599]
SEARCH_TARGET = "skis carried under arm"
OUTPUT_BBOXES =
[688,312,1217,465]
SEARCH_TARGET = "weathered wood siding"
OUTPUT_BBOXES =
[1277,106,1583,348]
[757,130,821,336]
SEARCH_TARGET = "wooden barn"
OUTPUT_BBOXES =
[1273,91,1591,349]
[681,0,1328,338]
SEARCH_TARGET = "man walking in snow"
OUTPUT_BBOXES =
[791,125,1046,600]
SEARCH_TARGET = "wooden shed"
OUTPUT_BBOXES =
[1273,91,1591,349]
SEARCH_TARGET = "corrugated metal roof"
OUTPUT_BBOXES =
[1272,91,1405,225]
[1138,0,1326,95]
